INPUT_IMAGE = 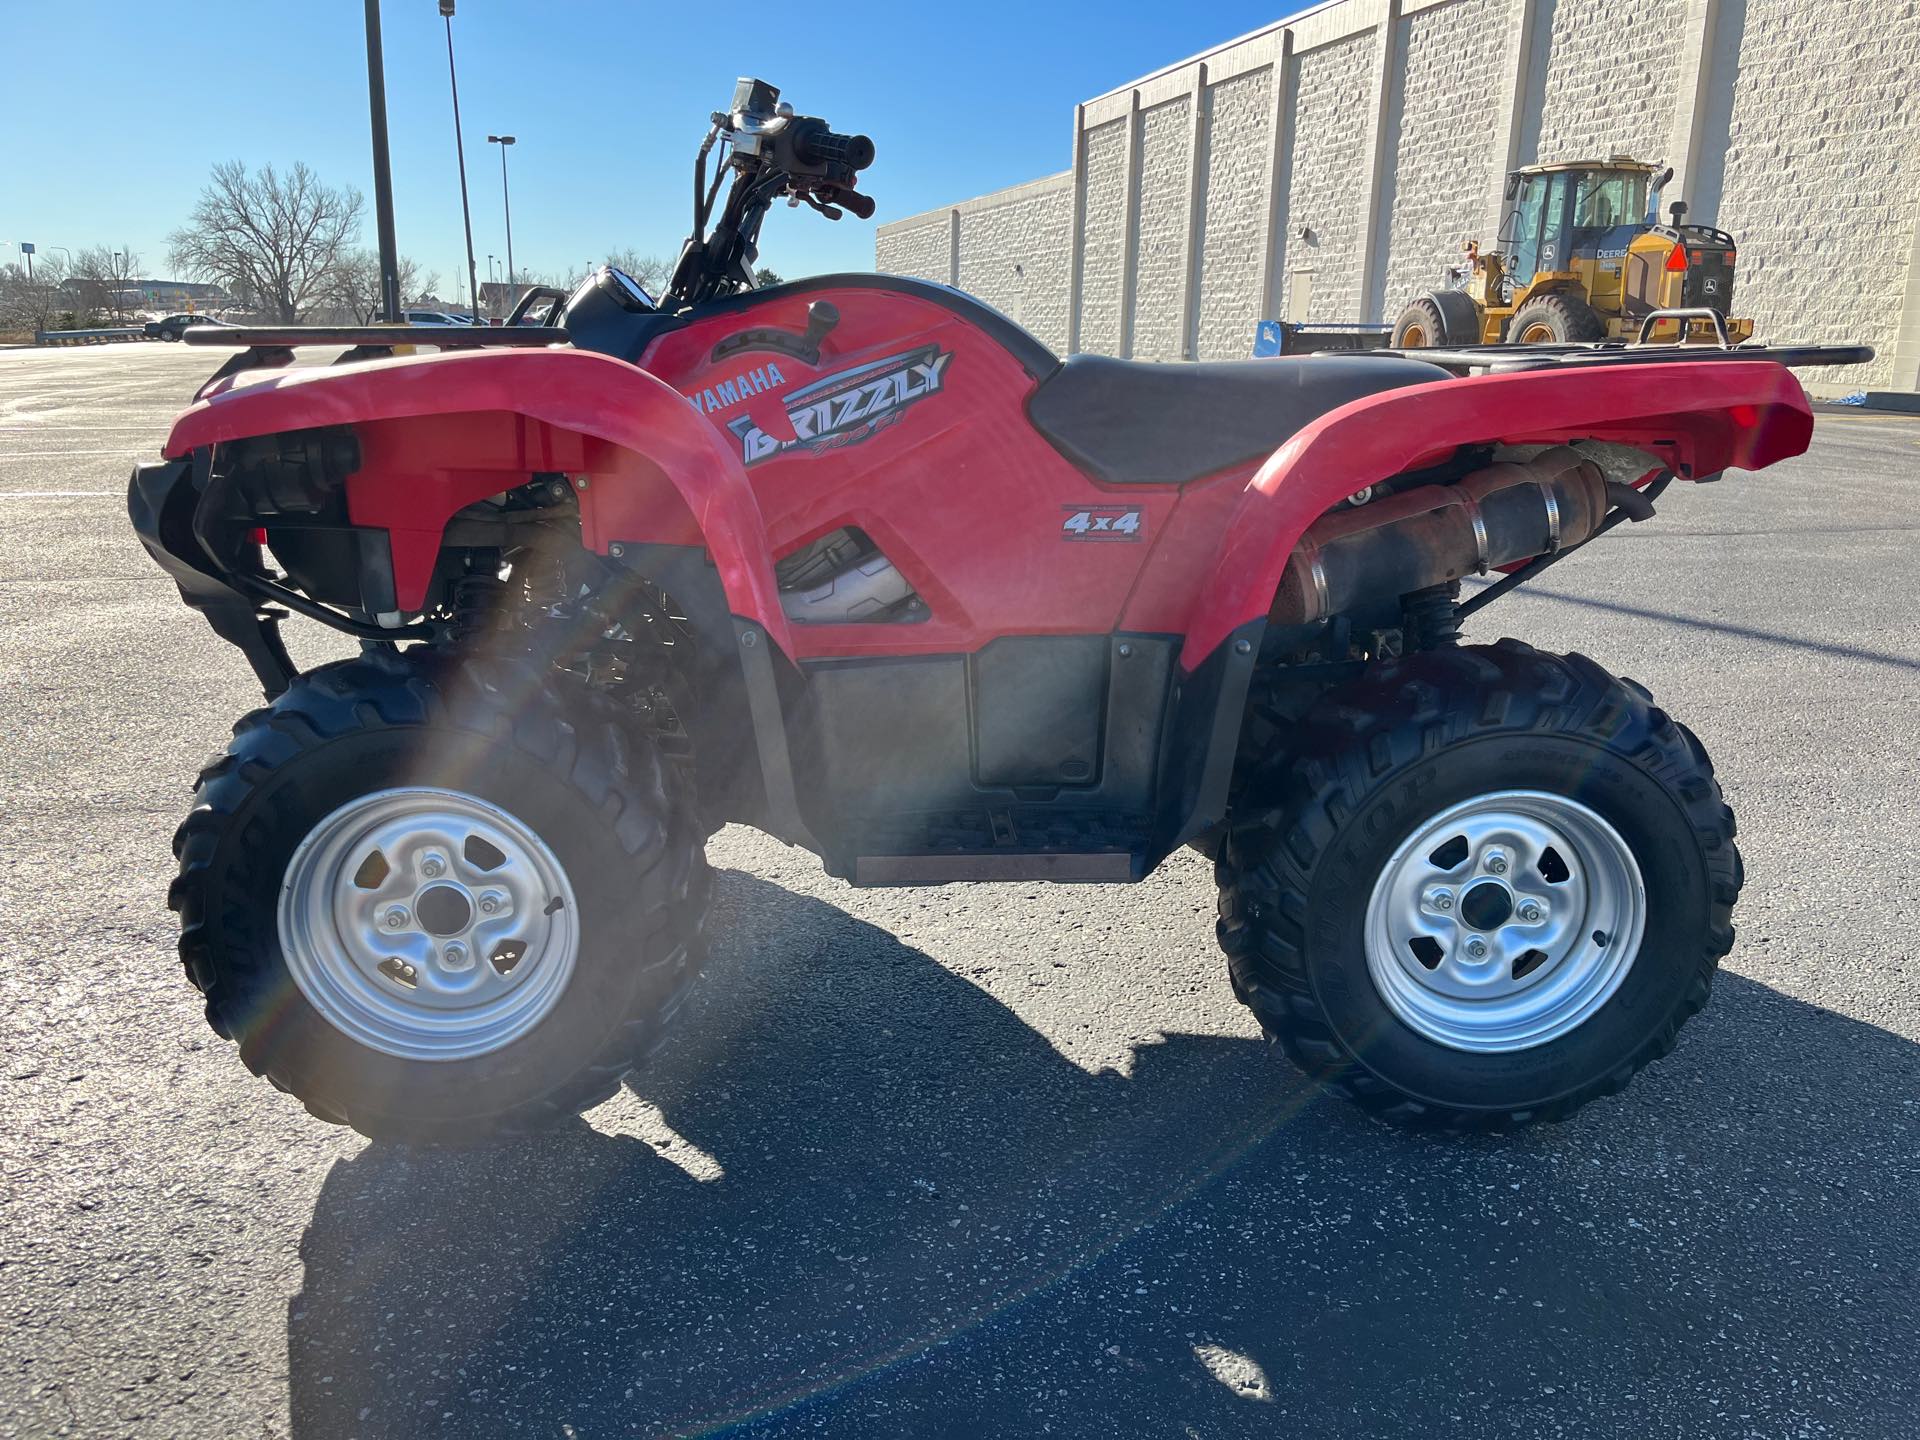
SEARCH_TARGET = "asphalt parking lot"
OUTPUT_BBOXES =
[1,342,1915,1440]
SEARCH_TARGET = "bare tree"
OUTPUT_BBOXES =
[604,249,673,296]
[0,253,72,333]
[74,245,142,321]
[169,161,364,323]
[327,249,436,322]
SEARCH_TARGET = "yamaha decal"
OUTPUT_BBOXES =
[686,362,787,415]
[727,345,952,466]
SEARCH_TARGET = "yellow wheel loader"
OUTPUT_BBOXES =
[1392,158,1753,349]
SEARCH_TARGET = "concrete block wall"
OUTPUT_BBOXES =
[1194,66,1278,359]
[880,0,1920,392]
[1129,96,1196,359]
[873,211,950,285]
[1702,0,1920,391]
[955,175,1074,351]
[1075,120,1131,355]
[1279,31,1378,327]
[876,173,1075,351]
[1378,0,1511,319]
[1528,0,1685,163]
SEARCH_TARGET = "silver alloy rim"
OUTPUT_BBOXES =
[278,787,579,1061]
[1363,790,1646,1053]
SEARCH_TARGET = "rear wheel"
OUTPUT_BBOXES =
[1217,641,1739,1129]
[1507,291,1606,344]
[170,650,709,1142]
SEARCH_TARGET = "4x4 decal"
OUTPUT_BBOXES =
[1061,505,1144,541]
[728,344,951,466]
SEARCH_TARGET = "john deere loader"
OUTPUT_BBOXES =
[1392,158,1751,348]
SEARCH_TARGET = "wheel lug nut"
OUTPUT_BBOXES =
[421,856,446,879]
[383,905,410,930]
[443,942,470,970]
[1465,937,1489,959]
[1517,900,1543,923]
[1485,852,1510,876]
[1430,891,1454,912]
[478,892,502,915]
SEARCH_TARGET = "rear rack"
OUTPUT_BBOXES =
[1366,338,1872,377]
[1359,303,1872,375]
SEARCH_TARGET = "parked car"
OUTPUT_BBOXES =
[403,309,477,327]
[144,313,227,342]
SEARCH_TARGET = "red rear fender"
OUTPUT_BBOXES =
[1177,360,1813,666]
[163,347,788,645]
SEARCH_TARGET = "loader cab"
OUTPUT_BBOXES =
[1499,160,1654,295]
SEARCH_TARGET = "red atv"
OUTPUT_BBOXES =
[131,79,1867,1141]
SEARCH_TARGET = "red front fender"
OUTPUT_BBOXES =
[1178,359,1814,667]
[163,347,790,649]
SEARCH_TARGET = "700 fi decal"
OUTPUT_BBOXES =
[728,344,951,467]
[1061,505,1144,542]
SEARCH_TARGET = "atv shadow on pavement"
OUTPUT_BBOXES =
[287,871,1916,1440]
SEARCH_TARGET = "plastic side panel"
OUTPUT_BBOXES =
[1170,361,1813,667]
[638,286,1160,661]
[161,348,788,646]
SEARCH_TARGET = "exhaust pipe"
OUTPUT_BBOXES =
[1271,446,1610,626]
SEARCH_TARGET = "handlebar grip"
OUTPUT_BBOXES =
[795,125,875,172]
[837,188,877,221]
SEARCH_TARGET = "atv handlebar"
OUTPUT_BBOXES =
[790,120,874,174]
[664,79,878,308]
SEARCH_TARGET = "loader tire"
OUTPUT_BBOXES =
[169,649,709,1143]
[1508,291,1607,343]
[1390,292,1477,348]
[1217,640,1739,1130]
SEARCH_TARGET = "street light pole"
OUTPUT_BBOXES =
[362,0,402,321]
[487,134,516,290]
[439,1,481,321]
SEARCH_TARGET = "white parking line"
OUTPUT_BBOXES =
[0,491,117,498]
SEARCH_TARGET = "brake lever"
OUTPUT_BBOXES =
[799,190,844,221]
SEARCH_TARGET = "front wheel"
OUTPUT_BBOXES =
[1507,291,1606,344]
[169,651,709,1142]
[1218,641,1739,1129]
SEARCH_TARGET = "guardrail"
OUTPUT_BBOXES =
[34,326,153,346]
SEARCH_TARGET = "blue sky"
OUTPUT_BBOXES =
[4,1,1310,302]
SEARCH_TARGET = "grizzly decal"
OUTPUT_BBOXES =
[727,345,951,466]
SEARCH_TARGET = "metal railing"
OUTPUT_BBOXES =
[33,326,152,346]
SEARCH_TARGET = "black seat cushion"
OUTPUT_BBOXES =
[1026,353,1449,485]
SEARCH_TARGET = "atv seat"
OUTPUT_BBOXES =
[1026,353,1449,486]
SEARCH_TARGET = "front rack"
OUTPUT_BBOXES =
[182,324,565,350]
[181,323,569,393]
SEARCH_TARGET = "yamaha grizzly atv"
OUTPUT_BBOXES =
[130,79,1869,1141]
